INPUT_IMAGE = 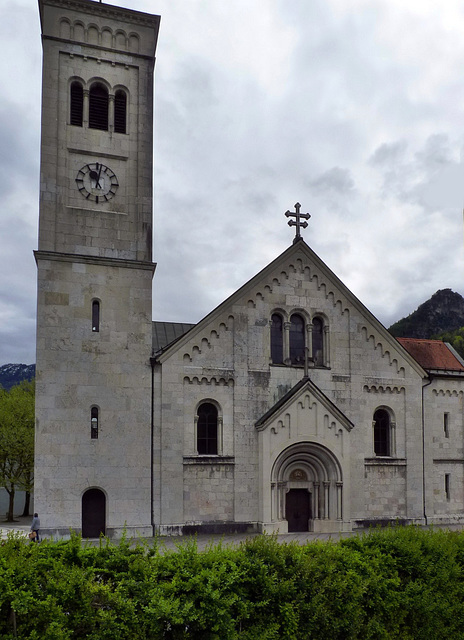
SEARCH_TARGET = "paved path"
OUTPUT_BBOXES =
[2,517,464,549]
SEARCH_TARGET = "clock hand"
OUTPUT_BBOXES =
[89,164,103,189]
[96,162,103,189]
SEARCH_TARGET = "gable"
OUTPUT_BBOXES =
[156,239,426,378]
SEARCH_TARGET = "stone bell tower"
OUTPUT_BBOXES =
[35,0,160,537]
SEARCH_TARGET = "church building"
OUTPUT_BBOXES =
[34,0,464,538]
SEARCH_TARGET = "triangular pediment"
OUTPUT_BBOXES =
[255,376,354,434]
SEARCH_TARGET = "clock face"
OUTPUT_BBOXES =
[76,163,119,203]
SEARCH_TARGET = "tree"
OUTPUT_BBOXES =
[0,380,35,521]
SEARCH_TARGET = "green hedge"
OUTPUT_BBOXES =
[2,527,464,639]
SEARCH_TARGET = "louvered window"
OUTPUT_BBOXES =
[89,83,109,130]
[114,90,127,134]
[70,81,83,126]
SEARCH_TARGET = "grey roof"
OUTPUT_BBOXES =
[152,321,195,352]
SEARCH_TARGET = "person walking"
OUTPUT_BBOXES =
[30,513,40,542]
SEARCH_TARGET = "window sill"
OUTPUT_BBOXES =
[183,455,235,465]
[364,457,406,466]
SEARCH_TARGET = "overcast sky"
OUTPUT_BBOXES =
[1,0,464,365]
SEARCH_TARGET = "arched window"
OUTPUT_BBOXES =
[92,300,100,332]
[70,81,83,126]
[197,403,218,455]
[373,408,390,456]
[91,407,99,439]
[89,83,109,130]
[289,313,305,365]
[312,317,324,366]
[271,313,284,364]
[114,90,127,134]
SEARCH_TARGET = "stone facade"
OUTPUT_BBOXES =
[34,0,464,538]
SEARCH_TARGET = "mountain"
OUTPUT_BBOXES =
[388,289,464,339]
[0,364,36,391]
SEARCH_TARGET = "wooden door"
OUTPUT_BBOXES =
[285,489,311,532]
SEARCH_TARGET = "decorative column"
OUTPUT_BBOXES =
[324,325,330,367]
[279,482,287,520]
[218,416,223,455]
[193,415,198,455]
[307,323,314,365]
[271,482,276,521]
[283,322,291,365]
[83,89,89,125]
[336,482,343,520]
[313,482,320,519]
[323,481,330,519]
[108,94,115,133]
[390,419,396,457]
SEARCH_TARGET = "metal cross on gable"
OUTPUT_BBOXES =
[285,202,311,243]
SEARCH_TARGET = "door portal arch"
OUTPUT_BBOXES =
[271,442,343,532]
[82,488,106,537]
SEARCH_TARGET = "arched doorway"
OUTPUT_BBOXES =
[271,442,343,533]
[82,488,106,537]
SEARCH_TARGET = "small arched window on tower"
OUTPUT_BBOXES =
[91,406,99,439]
[70,81,83,126]
[271,313,284,364]
[373,408,391,456]
[197,403,218,455]
[114,89,127,134]
[312,317,324,366]
[89,83,109,130]
[92,300,100,332]
[289,313,305,365]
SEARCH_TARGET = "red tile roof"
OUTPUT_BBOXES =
[397,338,464,372]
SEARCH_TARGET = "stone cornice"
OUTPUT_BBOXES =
[40,0,160,29]
[34,250,156,273]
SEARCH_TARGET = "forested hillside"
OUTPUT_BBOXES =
[0,364,35,391]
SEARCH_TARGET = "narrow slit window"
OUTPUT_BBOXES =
[445,473,450,501]
[444,412,449,438]
[92,300,100,332]
[114,90,127,134]
[70,81,83,126]
[89,83,109,130]
[91,407,99,439]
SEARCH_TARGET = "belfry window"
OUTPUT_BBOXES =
[89,83,109,130]
[114,90,127,134]
[271,313,284,364]
[197,403,218,455]
[92,300,100,332]
[70,81,83,126]
[91,407,99,439]
[373,408,391,456]
[289,313,305,365]
[312,317,324,366]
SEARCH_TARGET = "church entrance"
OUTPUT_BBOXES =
[82,488,106,538]
[270,442,344,533]
[285,489,311,532]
